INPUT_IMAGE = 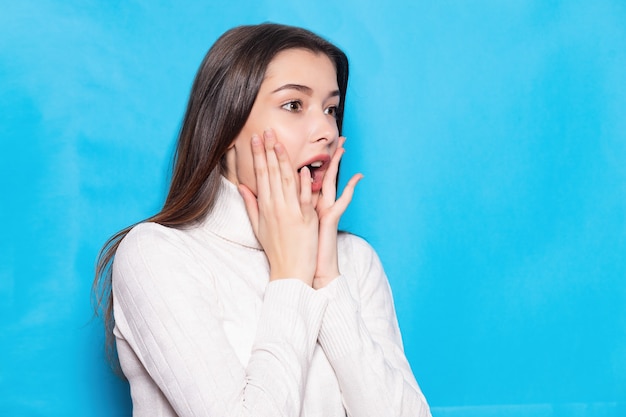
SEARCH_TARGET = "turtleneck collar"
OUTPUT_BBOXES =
[199,176,263,250]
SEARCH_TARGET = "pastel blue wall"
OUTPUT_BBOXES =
[1,1,625,416]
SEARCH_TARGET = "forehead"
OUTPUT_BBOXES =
[262,48,338,88]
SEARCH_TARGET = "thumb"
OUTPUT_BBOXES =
[332,173,364,216]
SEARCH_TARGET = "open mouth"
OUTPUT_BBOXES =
[297,160,325,174]
[297,155,331,192]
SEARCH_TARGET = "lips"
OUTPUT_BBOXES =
[297,154,331,192]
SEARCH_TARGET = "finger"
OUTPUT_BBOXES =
[274,141,298,203]
[327,137,346,181]
[299,166,313,207]
[263,129,284,201]
[238,184,260,232]
[332,173,363,215]
[321,146,345,201]
[250,134,270,201]
[319,139,346,205]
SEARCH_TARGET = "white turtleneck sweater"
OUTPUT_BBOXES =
[112,176,431,417]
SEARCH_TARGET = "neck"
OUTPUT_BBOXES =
[199,175,262,250]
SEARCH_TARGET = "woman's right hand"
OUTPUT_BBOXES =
[238,129,319,286]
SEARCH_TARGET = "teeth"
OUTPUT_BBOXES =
[297,160,324,173]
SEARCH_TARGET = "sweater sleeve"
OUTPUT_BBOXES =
[316,235,431,417]
[112,223,328,417]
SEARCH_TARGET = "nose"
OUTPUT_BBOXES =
[309,109,338,145]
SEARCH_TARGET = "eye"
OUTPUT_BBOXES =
[325,105,338,119]
[281,100,303,112]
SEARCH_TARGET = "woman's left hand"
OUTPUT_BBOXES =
[313,137,363,289]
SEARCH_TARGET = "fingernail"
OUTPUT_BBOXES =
[264,128,274,138]
[251,135,260,145]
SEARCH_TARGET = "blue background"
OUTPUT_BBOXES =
[1,1,625,416]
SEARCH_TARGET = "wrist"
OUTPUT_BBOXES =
[313,272,340,289]
[270,268,315,286]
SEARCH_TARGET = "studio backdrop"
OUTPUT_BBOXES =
[1,1,625,416]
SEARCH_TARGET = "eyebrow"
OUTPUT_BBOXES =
[271,83,340,99]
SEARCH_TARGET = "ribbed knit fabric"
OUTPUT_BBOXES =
[112,176,431,417]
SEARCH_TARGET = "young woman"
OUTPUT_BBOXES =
[94,23,431,417]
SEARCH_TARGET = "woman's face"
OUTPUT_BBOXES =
[225,48,340,196]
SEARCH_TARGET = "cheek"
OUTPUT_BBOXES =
[238,149,256,189]
[227,137,255,193]
[271,123,306,161]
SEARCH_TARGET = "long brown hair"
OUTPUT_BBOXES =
[93,23,349,370]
